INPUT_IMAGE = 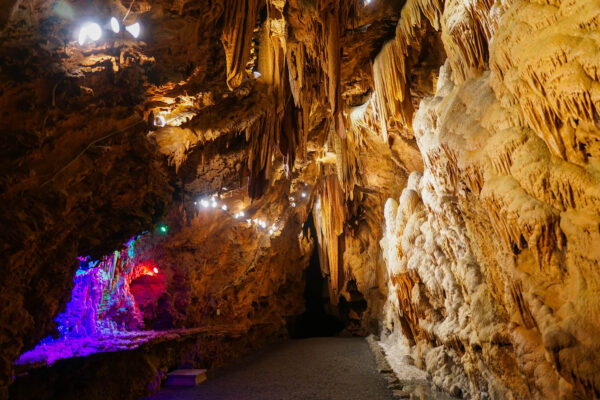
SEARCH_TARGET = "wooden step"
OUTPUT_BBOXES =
[165,369,207,387]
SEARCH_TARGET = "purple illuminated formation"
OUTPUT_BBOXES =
[16,235,167,366]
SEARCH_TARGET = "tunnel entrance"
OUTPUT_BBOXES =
[288,213,344,338]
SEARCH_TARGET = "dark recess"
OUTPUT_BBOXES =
[288,213,344,338]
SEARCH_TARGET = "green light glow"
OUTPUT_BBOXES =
[159,225,168,233]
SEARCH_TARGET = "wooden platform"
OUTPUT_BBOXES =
[165,369,207,387]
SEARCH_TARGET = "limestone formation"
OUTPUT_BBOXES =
[1,0,600,398]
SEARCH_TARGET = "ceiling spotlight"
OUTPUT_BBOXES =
[221,205,228,211]
[211,201,217,208]
[110,17,120,33]
[154,115,166,127]
[125,22,140,38]
[301,192,307,198]
[201,199,209,208]
[78,29,86,46]
[291,202,296,207]
[78,22,102,45]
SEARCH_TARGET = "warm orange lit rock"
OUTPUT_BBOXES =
[2,0,600,398]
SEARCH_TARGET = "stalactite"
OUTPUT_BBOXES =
[314,173,346,304]
[441,0,495,83]
[245,14,303,199]
[489,0,600,163]
[330,121,359,200]
[316,0,358,138]
[286,42,309,158]
[372,0,443,142]
[221,0,262,90]
[373,40,413,142]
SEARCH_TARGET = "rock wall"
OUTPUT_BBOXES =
[379,0,600,392]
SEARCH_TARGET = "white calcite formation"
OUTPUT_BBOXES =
[374,0,600,396]
[381,48,600,399]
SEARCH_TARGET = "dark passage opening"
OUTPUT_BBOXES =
[288,212,344,338]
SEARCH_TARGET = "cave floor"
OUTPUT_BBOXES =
[145,337,394,400]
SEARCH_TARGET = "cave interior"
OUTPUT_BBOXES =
[2,0,600,398]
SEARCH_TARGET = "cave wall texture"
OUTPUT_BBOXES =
[1,0,600,398]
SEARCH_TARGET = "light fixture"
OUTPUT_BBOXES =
[291,202,296,207]
[253,71,262,79]
[110,17,120,33]
[289,196,295,202]
[153,267,159,274]
[125,22,140,38]
[159,224,168,233]
[211,200,217,208]
[78,22,102,45]
[221,205,228,211]
[301,192,307,198]
[239,211,245,217]
[201,199,209,208]
[154,115,166,127]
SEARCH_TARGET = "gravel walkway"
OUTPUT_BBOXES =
[144,337,393,400]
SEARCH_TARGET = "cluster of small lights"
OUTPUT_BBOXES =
[252,219,267,229]
[77,17,141,46]
[189,186,311,237]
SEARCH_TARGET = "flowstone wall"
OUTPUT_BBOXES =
[380,54,600,400]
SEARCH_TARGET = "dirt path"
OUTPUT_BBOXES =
[145,337,394,400]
